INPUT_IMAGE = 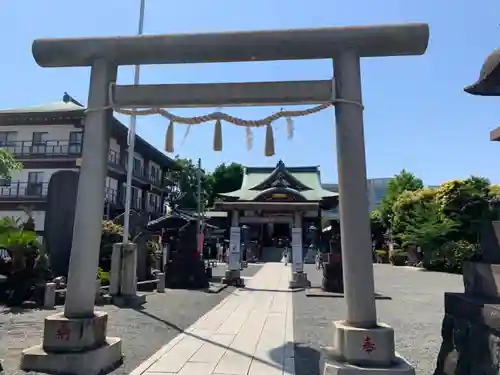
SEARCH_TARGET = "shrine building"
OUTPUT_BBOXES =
[214,160,338,260]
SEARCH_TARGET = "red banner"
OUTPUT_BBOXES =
[197,234,204,254]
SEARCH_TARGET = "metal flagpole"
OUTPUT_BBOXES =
[123,0,146,243]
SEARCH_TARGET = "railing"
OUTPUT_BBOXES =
[0,181,49,199]
[0,141,82,158]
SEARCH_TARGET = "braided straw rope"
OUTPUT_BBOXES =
[85,82,364,155]
[85,82,363,126]
[113,103,333,127]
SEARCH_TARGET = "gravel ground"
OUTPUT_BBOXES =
[0,264,263,375]
[293,264,464,375]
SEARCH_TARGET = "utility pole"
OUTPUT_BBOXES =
[122,0,146,243]
[196,158,203,256]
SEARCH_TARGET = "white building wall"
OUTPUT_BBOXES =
[10,169,77,183]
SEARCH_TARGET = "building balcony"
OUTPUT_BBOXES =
[1,141,82,160]
[0,181,48,201]
[108,153,167,189]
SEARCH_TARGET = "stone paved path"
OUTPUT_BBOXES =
[130,263,294,375]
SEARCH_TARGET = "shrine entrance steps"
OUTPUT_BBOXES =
[261,247,284,263]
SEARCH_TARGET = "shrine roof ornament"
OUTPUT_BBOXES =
[219,162,337,202]
[464,49,500,96]
[249,160,311,191]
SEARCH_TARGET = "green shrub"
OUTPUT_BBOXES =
[389,250,407,266]
[97,267,110,286]
[424,241,479,273]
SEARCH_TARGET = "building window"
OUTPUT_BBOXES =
[31,132,48,154]
[133,157,142,175]
[0,131,17,153]
[27,172,44,196]
[150,165,160,184]
[69,132,83,154]
[132,187,142,209]
[32,132,48,145]
[0,177,11,187]
[149,193,155,210]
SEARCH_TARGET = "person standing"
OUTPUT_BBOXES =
[283,247,289,265]
[316,250,324,270]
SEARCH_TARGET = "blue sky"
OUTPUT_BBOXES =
[2,0,500,186]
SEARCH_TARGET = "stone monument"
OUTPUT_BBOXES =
[289,216,311,289]
[164,218,208,289]
[24,23,429,374]
[434,222,500,375]
[147,210,208,289]
[223,211,244,287]
[322,237,344,293]
[44,170,79,277]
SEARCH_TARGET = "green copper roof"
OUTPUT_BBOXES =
[220,160,337,201]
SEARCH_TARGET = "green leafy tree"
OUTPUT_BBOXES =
[169,157,210,209]
[375,169,424,229]
[396,201,457,253]
[391,188,437,236]
[0,149,22,178]
[435,177,493,243]
[370,210,386,248]
[207,163,244,207]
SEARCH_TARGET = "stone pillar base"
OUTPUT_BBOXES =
[320,320,414,375]
[321,351,414,375]
[111,293,147,308]
[20,311,122,375]
[222,269,245,287]
[289,271,311,289]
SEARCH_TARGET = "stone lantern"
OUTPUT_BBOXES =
[464,49,500,96]
[433,48,500,375]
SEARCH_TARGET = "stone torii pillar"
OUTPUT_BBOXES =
[22,24,429,375]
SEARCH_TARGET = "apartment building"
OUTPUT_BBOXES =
[322,178,438,221]
[321,178,391,221]
[0,93,178,234]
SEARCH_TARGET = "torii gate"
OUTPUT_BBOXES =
[21,24,429,375]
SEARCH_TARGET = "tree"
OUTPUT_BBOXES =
[370,210,386,248]
[391,188,437,237]
[435,177,493,244]
[0,149,22,178]
[169,157,210,209]
[207,163,244,207]
[375,169,424,229]
[396,201,457,253]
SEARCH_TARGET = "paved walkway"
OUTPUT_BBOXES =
[130,263,294,375]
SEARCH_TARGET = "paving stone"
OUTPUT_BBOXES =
[130,263,294,375]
